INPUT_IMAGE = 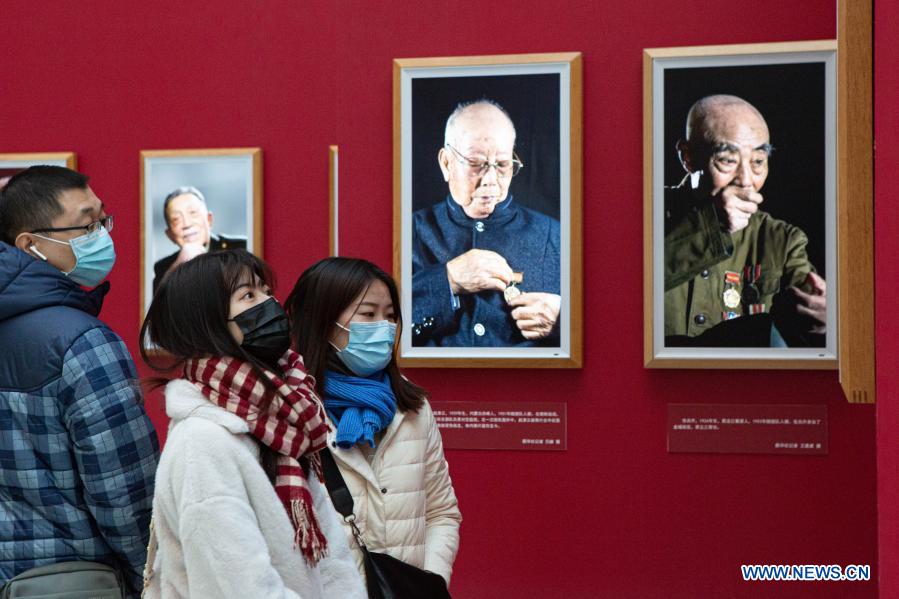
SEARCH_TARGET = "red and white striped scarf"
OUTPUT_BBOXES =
[184,350,331,565]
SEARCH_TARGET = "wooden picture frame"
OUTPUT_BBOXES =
[139,148,263,325]
[393,52,583,368]
[643,41,838,369]
[836,0,874,403]
[329,145,339,257]
[0,152,77,181]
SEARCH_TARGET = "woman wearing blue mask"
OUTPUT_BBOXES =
[286,257,461,593]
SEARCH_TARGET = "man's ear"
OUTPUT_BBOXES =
[13,232,49,261]
[676,139,695,173]
[207,210,214,229]
[13,231,35,253]
[438,148,451,182]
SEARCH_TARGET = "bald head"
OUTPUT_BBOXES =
[685,94,769,144]
[678,95,773,196]
[444,100,516,148]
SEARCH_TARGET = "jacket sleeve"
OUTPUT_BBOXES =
[665,200,734,291]
[61,327,160,597]
[420,402,462,585]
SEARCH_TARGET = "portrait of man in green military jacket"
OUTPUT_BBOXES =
[664,94,826,348]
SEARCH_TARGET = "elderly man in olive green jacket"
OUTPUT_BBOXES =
[664,94,826,347]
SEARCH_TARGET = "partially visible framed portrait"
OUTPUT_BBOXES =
[643,41,838,369]
[394,52,583,368]
[0,152,77,186]
[329,145,339,256]
[140,148,262,318]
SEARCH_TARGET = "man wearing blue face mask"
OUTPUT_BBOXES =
[0,166,160,598]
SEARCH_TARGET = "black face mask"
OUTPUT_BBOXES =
[229,297,291,368]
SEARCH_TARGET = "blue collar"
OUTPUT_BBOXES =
[444,194,519,227]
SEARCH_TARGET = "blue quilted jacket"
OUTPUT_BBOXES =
[0,242,159,597]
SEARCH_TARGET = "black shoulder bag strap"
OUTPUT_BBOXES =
[319,449,387,599]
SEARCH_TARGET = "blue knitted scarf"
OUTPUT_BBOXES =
[322,370,397,448]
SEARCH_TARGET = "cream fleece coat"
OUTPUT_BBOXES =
[328,399,461,586]
[144,379,366,599]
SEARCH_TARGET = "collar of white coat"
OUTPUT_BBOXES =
[326,409,406,489]
[165,378,250,435]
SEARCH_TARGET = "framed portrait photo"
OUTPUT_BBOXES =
[140,148,262,319]
[643,41,838,369]
[0,152,77,184]
[393,52,583,368]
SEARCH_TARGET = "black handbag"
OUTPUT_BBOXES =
[320,450,452,599]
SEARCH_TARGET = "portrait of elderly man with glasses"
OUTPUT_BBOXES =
[411,99,561,347]
[665,94,826,347]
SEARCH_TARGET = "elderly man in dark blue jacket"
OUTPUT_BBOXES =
[0,166,159,597]
[412,99,561,347]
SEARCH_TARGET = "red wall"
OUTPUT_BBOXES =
[876,0,897,595]
[1,2,878,597]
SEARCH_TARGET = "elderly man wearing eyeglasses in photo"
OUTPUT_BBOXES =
[411,99,561,347]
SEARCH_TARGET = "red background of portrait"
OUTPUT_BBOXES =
[1,2,886,597]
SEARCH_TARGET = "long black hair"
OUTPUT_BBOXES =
[140,249,281,399]
[285,256,427,413]
[141,249,295,483]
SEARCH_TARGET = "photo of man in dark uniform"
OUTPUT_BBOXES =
[152,186,246,292]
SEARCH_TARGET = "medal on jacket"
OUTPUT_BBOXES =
[742,264,761,305]
[504,272,524,304]
[722,271,741,310]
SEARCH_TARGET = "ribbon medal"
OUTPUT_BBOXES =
[722,271,742,310]
[742,264,761,305]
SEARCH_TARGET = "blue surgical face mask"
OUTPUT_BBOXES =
[332,320,397,377]
[32,226,116,287]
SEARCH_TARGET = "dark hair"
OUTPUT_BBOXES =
[141,248,290,482]
[140,249,280,395]
[0,166,89,244]
[162,186,206,227]
[285,257,427,413]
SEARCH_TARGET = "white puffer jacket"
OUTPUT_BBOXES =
[145,379,366,599]
[329,399,462,585]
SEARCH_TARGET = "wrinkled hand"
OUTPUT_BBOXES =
[714,185,763,233]
[789,271,826,334]
[446,249,513,295]
[508,292,561,340]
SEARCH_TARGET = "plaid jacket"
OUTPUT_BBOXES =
[0,243,159,597]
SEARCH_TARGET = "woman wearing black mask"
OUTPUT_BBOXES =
[139,249,364,599]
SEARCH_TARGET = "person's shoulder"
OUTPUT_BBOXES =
[515,204,560,244]
[517,203,559,226]
[169,416,249,455]
[154,250,178,276]
[412,200,443,222]
[24,306,109,360]
[0,306,109,390]
[211,234,247,251]
[398,398,437,433]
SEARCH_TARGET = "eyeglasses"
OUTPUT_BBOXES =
[445,144,524,178]
[31,215,114,235]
